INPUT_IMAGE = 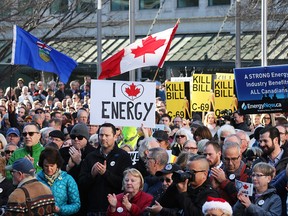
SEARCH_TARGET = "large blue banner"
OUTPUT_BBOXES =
[234,65,288,114]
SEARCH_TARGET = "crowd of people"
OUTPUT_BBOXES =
[0,75,287,215]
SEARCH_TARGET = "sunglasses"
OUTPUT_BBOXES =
[22,132,39,137]
[160,177,172,183]
[70,134,85,140]
[36,111,43,114]
[176,135,186,139]
[5,150,14,154]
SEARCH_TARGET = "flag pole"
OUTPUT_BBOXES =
[152,19,180,82]
[152,68,160,82]
[97,0,102,78]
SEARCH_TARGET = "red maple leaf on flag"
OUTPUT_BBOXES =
[243,184,249,190]
[125,83,141,97]
[131,35,166,63]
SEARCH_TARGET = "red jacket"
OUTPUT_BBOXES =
[107,191,153,216]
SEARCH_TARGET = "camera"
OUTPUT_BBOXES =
[216,109,233,127]
[172,170,195,183]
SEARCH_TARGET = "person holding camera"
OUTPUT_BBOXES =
[146,155,219,215]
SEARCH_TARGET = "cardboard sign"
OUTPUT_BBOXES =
[90,80,156,128]
[214,79,237,116]
[191,74,212,112]
[166,81,191,119]
[215,73,235,80]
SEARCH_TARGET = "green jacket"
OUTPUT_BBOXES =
[6,142,44,180]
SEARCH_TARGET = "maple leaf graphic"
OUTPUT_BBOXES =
[131,35,166,63]
[125,83,141,98]
[243,184,249,190]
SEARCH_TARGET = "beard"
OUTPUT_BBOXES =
[261,143,275,156]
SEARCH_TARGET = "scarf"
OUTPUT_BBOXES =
[44,169,61,186]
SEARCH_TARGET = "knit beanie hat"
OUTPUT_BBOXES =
[70,123,89,141]
[202,196,232,215]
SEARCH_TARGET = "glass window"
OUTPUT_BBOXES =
[139,0,160,10]
[77,0,95,13]
[111,0,129,11]
[208,0,230,6]
[51,0,68,14]
[177,0,199,7]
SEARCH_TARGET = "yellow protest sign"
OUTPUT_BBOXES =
[191,74,212,112]
[215,73,235,80]
[214,79,237,117]
[166,81,191,119]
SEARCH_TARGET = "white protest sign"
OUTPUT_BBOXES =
[128,150,173,165]
[171,77,193,82]
[152,124,165,133]
[90,80,156,128]
[235,179,253,196]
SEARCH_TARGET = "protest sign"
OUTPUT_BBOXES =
[215,73,234,80]
[90,80,156,127]
[214,79,236,116]
[128,150,173,165]
[235,179,253,196]
[191,74,212,112]
[166,81,191,119]
[234,65,288,113]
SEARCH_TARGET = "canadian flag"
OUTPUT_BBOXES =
[99,22,179,79]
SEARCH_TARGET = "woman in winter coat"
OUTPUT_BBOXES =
[37,147,80,215]
[233,162,282,215]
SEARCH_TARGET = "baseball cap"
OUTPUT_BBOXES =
[35,108,45,114]
[6,158,35,175]
[6,127,20,137]
[155,163,181,176]
[153,130,168,141]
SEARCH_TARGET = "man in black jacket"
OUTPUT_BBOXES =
[147,155,219,216]
[78,123,132,215]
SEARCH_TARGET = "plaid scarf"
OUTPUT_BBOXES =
[44,169,61,186]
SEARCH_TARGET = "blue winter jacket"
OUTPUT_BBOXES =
[37,170,80,216]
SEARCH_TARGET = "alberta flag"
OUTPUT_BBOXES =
[11,25,77,84]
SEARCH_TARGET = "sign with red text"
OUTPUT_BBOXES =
[90,80,156,128]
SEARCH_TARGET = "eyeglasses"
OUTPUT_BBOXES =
[35,111,43,114]
[223,155,240,162]
[251,173,267,178]
[22,132,39,137]
[70,134,85,140]
[5,150,14,154]
[176,135,186,139]
[160,177,172,183]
